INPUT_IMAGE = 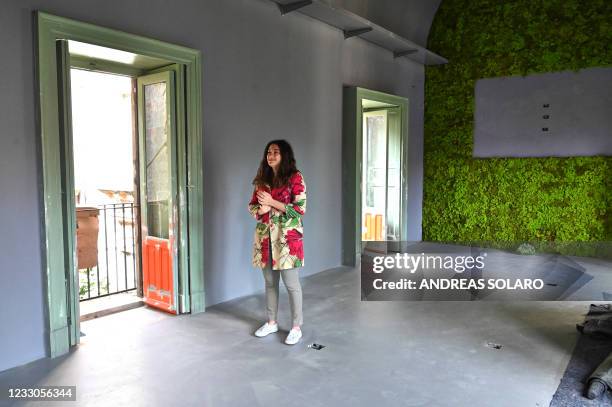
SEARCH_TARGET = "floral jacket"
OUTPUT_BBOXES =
[248,171,307,270]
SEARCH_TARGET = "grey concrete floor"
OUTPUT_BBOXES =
[0,266,593,407]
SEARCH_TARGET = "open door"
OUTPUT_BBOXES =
[361,109,388,255]
[137,71,179,314]
[385,106,402,253]
[57,39,80,345]
[342,87,408,266]
[361,107,402,255]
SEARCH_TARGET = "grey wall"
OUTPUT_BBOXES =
[474,67,612,157]
[0,0,428,372]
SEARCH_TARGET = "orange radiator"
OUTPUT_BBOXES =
[374,214,383,241]
[364,213,372,240]
[363,213,384,241]
[142,236,176,314]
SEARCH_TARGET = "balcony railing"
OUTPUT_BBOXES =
[79,203,139,301]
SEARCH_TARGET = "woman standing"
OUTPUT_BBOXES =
[248,140,307,345]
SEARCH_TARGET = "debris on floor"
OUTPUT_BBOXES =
[579,305,612,402]
[550,303,612,406]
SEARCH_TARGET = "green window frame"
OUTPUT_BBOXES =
[36,11,204,358]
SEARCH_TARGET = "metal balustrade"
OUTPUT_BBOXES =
[79,203,139,301]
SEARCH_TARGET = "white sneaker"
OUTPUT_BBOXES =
[285,328,302,345]
[254,322,278,337]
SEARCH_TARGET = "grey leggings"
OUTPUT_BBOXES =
[262,263,303,327]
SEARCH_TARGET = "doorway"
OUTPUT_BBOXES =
[342,87,409,266]
[36,12,204,359]
[361,103,402,254]
[71,68,142,320]
[66,42,185,333]
[59,38,187,345]
[71,60,182,323]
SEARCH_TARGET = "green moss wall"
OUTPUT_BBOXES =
[423,0,612,254]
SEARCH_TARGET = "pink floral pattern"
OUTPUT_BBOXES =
[248,171,307,270]
[260,237,270,266]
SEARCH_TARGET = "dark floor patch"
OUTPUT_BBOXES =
[550,312,612,406]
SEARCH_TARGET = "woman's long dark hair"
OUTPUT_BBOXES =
[253,139,298,188]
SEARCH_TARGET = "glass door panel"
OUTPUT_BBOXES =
[144,81,171,239]
[361,107,402,254]
[362,110,388,253]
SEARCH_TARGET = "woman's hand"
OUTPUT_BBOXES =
[257,191,286,213]
[257,191,275,207]
[257,204,271,215]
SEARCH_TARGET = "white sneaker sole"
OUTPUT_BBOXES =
[285,332,302,345]
[255,325,278,337]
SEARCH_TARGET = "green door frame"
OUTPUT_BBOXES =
[342,87,409,266]
[36,11,205,358]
